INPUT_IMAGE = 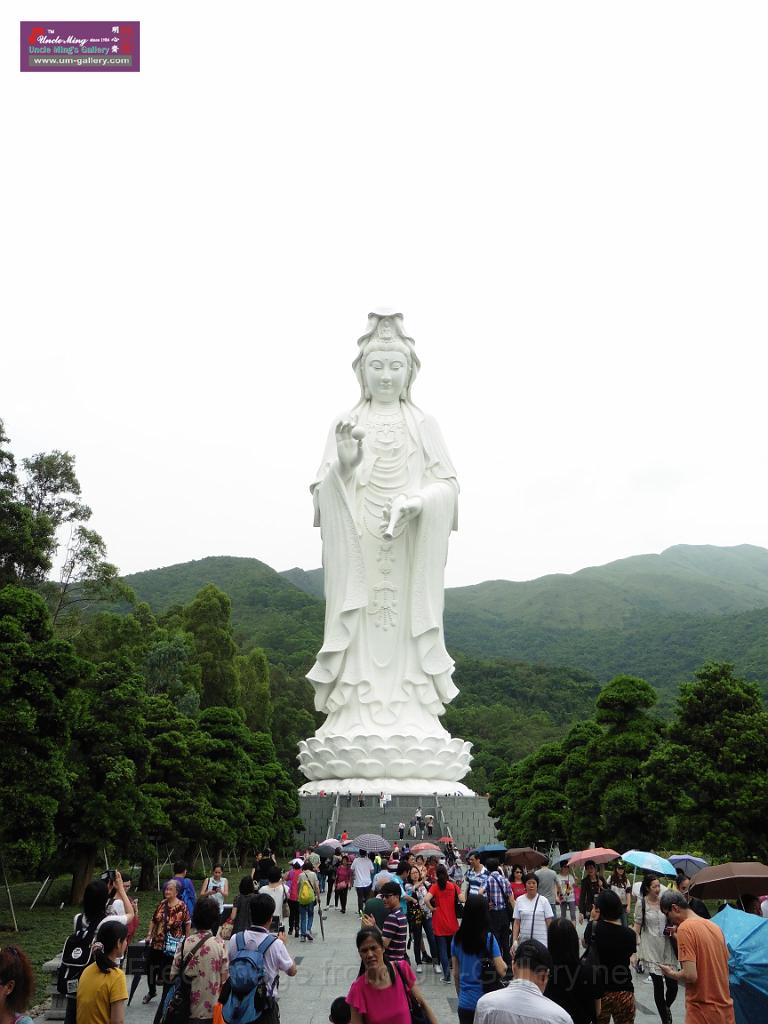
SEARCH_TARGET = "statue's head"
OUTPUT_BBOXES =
[352,312,420,402]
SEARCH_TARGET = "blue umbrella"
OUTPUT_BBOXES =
[476,843,506,854]
[669,854,709,877]
[711,904,768,1024]
[622,849,677,876]
[551,851,579,867]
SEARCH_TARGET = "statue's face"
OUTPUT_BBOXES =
[364,348,409,403]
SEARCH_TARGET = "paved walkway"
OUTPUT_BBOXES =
[125,905,685,1023]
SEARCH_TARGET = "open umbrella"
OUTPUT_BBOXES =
[505,847,549,870]
[438,836,453,844]
[690,862,768,900]
[551,851,579,867]
[476,843,506,854]
[711,904,768,1024]
[567,847,620,868]
[669,854,709,878]
[411,842,442,855]
[316,840,342,857]
[622,850,677,876]
[352,833,391,853]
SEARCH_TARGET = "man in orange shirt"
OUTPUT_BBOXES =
[659,890,735,1024]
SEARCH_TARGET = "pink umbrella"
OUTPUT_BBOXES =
[411,842,442,855]
[567,847,620,867]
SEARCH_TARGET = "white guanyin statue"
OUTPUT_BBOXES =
[297,312,473,795]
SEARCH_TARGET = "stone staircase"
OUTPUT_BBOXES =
[296,793,499,850]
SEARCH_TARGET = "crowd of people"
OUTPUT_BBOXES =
[3,842,761,1024]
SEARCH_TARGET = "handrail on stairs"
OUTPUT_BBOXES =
[434,793,454,844]
[326,793,340,841]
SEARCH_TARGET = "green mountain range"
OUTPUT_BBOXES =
[121,544,768,696]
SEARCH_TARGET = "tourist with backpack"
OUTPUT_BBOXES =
[58,874,134,1024]
[143,881,191,1012]
[166,863,197,918]
[297,863,321,942]
[75,919,129,1024]
[225,893,296,1024]
[168,896,229,1024]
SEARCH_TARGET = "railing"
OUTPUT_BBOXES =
[326,793,340,840]
[435,793,454,844]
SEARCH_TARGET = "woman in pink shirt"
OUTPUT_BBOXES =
[334,855,352,914]
[347,928,437,1024]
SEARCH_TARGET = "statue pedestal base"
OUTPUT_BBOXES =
[298,778,475,796]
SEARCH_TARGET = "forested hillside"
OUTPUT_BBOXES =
[281,546,768,693]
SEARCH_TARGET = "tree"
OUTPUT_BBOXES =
[20,451,91,527]
[236,647,272,731]
[56,656,153,903]
[184,585,239,708]
[0,421,53,586]
[563,676,662,850]
[642,662,768,860]
[0,586,82,871]
[490,738,571,847]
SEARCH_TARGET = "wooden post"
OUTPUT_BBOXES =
[0,848,19,932]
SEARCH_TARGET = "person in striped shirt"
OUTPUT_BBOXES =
[378,882,409,963]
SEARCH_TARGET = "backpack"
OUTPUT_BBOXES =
[222,932,278,1024]
[297,874,315,907]
[159,935,208,1024]
[175,877,196,916]
[57,914,98,997]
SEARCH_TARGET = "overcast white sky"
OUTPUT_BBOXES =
[4,2,767,587]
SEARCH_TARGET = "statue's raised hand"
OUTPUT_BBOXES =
[335,415,365,474]
[383,493,424,537]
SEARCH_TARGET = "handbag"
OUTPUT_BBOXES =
[159,935,208,1024]
[392,961,429,1024]
[163,933,182,957]
[454,884,463,920]
[162,905,182,957]
[480,932,505,994]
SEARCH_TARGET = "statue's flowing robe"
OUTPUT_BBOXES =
[307,401,459,735]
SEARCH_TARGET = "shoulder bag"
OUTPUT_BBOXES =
[392,961,429,1024]
[480,932,505,994]
[529,895,540,939]
[160,934,209,1024]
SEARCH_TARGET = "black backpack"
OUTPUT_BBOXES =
[57,914,98,997]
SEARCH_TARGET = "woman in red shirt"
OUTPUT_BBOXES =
[425,864,462,983]
[510,865,527,899]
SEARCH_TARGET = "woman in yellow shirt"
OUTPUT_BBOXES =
[76,921,129,1024]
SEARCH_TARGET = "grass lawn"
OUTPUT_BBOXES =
[0,879,77,1007]
[0,872,215,1008]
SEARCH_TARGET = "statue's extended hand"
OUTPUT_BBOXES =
[336,416,365,474]
[383,494,424,537]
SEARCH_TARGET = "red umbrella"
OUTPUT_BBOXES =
[438,836,453,844]
[411,842,441,854]
[567,847,620,868]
